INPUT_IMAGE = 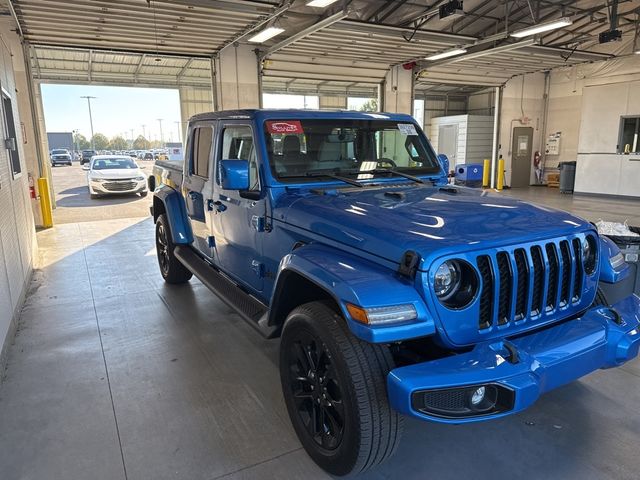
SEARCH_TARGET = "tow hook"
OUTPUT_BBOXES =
[601,307,623,325]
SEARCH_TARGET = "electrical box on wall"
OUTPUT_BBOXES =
[546,132,561,155]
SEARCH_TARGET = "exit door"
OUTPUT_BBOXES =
[438,124,458,166]
[511,127,533,188]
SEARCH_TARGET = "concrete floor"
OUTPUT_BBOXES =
[1,184,639,480]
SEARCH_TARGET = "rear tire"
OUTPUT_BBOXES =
[155,214,192,284]
[280,301,402,476]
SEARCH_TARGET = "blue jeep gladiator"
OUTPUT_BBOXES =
[150,109,639,476]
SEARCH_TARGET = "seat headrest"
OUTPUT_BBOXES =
[283,135,300,155]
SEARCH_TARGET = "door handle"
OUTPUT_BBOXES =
[211,200,226,212]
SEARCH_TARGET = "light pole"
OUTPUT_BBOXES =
[174,121,182,143]
[141,124,147,140]
[72,129,79,159]
[80,96,96,149]
[157,118,164,145]
[130,128,134,148]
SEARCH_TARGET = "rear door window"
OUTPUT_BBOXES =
[190,126,214,178]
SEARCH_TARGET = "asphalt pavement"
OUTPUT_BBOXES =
[50,160,154,224]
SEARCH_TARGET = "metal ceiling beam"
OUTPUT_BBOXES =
[134,54,147,80]
[421,38,536,68]
[177,57,194,79]
[6,0,23,37]
[218,0,294,52]
[262,9,350,58]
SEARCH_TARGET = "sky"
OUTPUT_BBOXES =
[40,84,182,143]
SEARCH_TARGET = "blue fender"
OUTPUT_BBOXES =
[153,186,193,245]
[270,243,435,343]
[599,236,630,284]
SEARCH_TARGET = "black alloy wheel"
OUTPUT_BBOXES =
[155,214,192,284]
[286,330,345,451]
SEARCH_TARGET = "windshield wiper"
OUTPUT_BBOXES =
[346,168,426,184]
[280,171,364,188]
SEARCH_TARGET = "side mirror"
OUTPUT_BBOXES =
[437,154,449,176]
[219,159,249,190]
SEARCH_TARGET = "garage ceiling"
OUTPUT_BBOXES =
[3,0,639,91]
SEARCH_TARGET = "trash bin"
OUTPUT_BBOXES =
[558,161,577,193]
[602,225,640,300]
[454,163,483,188]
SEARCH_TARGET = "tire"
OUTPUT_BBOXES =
[155,214,192,284]
[280,301,403,476]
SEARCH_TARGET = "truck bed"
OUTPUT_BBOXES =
[151,159,183,189]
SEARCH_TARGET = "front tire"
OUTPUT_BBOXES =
[155,214,192,284]
[280,301,402,476]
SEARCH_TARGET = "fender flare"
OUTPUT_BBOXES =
[268,243,435,343]
[153,185,193,245]
[599,236,630,284]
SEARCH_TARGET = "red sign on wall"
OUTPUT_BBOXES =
[266,120,304,134]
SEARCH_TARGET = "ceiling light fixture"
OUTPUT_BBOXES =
[510,17,572,38]
[307,0,339,7]
[425,48,467,61]
[248,26,285,43]
[439,0,464,19]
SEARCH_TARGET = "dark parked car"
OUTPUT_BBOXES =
[81,149,97,165]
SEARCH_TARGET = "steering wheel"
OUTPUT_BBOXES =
[376,157,397,168]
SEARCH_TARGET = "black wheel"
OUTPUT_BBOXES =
[155,214,192,284]
[280,301,402,476]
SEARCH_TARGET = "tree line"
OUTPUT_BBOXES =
[73,133,166,151]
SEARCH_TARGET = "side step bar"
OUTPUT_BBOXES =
[174,246,278,338]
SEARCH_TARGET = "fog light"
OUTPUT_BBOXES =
[470,386,485,405]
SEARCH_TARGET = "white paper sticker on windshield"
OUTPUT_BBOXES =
[398,123,418,136]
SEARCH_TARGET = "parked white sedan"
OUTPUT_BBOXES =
[85,155,148,199]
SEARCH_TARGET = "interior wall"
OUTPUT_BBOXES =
[0,19,37,364]
[215,45,259,110]
[179,86,214,134]
[498,72,546,186]
[383,65,413,114]
[499,55,640,186]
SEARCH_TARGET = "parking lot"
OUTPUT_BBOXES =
[51,161,153,224]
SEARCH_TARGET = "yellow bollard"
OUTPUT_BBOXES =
[37,177,54,228]
[496,158,505,191]
[482,159,490,187]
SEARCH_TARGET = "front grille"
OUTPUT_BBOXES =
[476,239,585,331]
[102,181,137,192]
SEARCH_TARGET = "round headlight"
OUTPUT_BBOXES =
[434,261,460,298]
[583,235,598,275]
[432,259,479,309]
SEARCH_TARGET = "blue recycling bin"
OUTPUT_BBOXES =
[454,163,483,187]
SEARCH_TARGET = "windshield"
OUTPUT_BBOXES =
[51,149,68,155]
[264,119,440,183]
[92,158,138,170]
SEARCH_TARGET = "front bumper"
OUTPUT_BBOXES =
[388,294,640,423]
[89,179,147,195]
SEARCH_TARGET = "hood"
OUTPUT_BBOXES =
[89,168,144,180]
[275,184,593,268]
